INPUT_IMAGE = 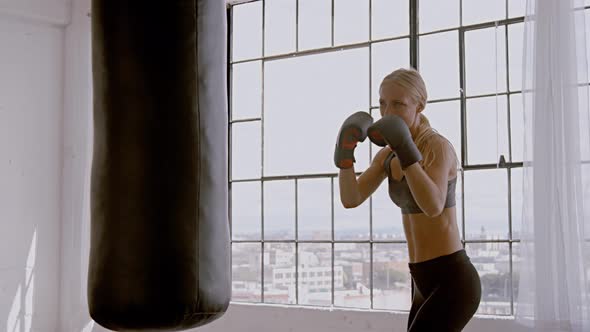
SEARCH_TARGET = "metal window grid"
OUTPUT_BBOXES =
[227,0,590,315]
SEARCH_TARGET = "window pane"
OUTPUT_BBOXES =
[231,121,261,180]
[462,0,506,26]
[508,23,524,92]
[354,131,371,172]
[265,0,296,56]
[510,167,523,239]
[333,180,370,241]
[299,0,332,51]
[457,171,464,236]
[423,100,462,165]
[466,96,509,165]
[264,180,295,240]
[232,2,263,62]
[465,26,507,96]
[419,0,460,33]
[579,86,590,161]
[512,242,521,314]
[465,243,511,315]
[371,0,409,40]
[264,243,296,304]
[298,178,332,241]
[372,181,405,241]
[299,243,332,306]
[583,164,590,239]
[232,61,262,120]
[371,39,410,107]
[334,243,370,308]
[334,0,369,45]
[578,12,589,85]
[264,48,370,176]
[232,181,261,241]
[508,0,527,18]
[464,169,509,240]
[372,243,412,311]
[232,243,262,302]
[586,11,590,81]
[586,242,590,292]
[510,93,524,163]
[420,31,460,100]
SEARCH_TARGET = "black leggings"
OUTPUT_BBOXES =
[407,249,481,332]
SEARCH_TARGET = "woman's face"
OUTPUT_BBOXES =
[379,81,422,130]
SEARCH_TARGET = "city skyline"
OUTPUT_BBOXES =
[231,234,527,316]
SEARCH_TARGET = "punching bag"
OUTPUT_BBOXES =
[87,0,230,330]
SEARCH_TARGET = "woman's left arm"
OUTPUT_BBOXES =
[403,140,453,217]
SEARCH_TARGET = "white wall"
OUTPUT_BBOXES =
[0,0,70,26]
[58,0,92,330]
[0,1,70,331]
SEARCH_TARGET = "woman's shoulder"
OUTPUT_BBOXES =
[417,129,450,150]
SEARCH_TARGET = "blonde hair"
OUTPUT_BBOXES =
[381,68,459,169]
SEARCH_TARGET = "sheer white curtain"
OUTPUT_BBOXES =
[516,0,590,331]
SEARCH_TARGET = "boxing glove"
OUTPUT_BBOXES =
[367,115,422,169]
[334,111,373,169]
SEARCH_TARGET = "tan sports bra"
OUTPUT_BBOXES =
[384,151,457,214]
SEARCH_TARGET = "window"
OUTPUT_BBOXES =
[229,0,546,316]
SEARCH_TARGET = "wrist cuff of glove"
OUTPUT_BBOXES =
[335,148,356,169]
[396,142,422,170]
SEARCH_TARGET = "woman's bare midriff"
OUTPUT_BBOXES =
[402,207,463,263]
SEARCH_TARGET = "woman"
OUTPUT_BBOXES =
[334,68,481,331]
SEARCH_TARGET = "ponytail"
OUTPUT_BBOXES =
[414,113,459,169]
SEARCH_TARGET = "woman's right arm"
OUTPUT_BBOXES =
[339,147,389,208]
